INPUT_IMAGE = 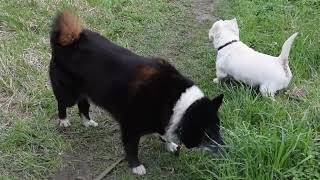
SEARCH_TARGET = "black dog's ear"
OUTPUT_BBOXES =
[211,94,224,110]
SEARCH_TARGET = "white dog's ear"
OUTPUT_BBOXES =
[232,17,237,24]
[229,18,239,37]
[209,20,223,41]
[213,21,223,32]
[209,33,214,41]
[231,18,239,29]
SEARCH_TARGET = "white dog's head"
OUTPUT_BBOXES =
[209,18,240,49]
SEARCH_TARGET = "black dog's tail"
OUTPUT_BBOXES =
[50,11,83,46]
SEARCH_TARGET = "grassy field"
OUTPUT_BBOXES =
[185,0,320,179]
[0,0,187,179]
[0,0,319,179]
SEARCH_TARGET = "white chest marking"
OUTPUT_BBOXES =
[164,85,204,142]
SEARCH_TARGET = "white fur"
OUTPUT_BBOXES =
[209,18,298,98]
[59,118,71,127]
[81,115,98,127]
[164,85,204,142]
[132,165,146,175]
[166,142,179,152]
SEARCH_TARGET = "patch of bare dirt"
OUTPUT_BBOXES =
[51,110,163,180]
[286,86,308,100]
[51,108,125,180]
[163,0,218,72]
[192,0,217,22]
[0,91,31,122]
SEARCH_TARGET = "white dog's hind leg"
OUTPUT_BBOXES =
[213,68,228,83]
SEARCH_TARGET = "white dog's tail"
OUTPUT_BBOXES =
[279,32,298,63]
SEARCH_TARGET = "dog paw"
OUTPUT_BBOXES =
[213,78,220,84]
[59,119,71,127]
[132,165,146,175]
[166,142,179,152]
[82,119,98,127]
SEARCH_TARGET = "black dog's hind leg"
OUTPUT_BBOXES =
[77,99,98,127]
[122,130,146,175]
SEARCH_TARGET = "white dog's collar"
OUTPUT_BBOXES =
[164,85,204,142]
[218,40,238,51]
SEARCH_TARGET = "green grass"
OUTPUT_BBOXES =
[0,0,185,178]
[0,0,319,179]
[177,0,320,179]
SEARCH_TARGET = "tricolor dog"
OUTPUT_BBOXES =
[209,18,298,99]
[49,11,225,175]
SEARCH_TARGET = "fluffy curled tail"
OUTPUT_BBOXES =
[51,11,83,46]
[279,32,298,63]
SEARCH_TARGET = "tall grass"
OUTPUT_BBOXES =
[180,0,320,179]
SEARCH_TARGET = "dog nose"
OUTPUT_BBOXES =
[207,144,227,155]
[199,142,228,156]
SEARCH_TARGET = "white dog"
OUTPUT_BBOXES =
[209,18,298,98]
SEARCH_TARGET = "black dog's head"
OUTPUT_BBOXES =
[180,94,225,154]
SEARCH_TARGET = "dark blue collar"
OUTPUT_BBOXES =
[218,40,238,51]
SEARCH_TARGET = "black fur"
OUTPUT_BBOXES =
[49,13,224,170]
[181,95,224,149]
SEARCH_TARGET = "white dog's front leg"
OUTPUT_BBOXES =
[214,68,228,83]
[260,84,276,100]
[213,78,221,83]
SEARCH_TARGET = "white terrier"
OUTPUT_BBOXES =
[209,18,298,98]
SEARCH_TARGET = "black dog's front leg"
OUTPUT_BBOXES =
[57,102,70,127]
[122,131,146,175]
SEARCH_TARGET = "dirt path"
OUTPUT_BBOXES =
[52,108,124,180]
[194,0,217,23]
[52,0,217,179]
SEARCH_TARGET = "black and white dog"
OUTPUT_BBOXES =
[49,11,225,175]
